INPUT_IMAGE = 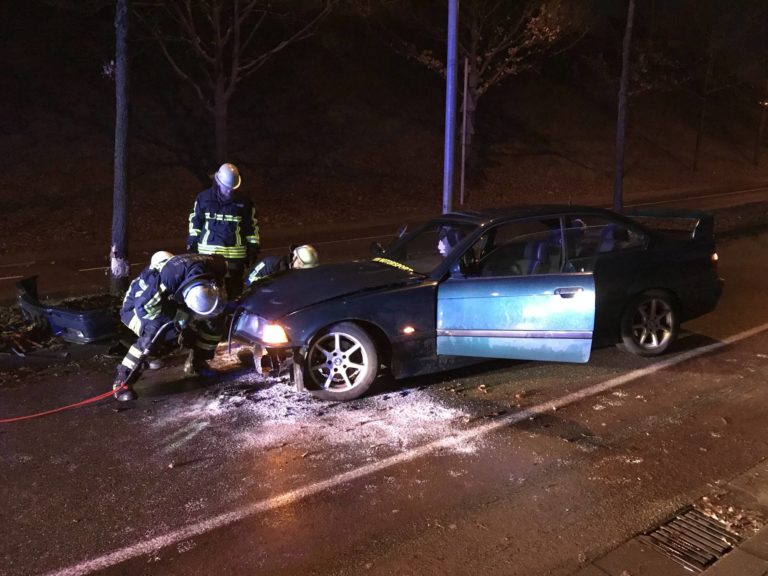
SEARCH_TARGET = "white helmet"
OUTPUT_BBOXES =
[150,250,174,270]
[214,163,241,190]
[181,280,224,317]
[291,244,319,269]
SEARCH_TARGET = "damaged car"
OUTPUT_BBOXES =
[232,205,723,401]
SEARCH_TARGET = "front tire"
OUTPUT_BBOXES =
[304,322,378,401]
[618,290,678,357]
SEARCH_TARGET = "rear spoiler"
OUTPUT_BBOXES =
[624,208,714,241]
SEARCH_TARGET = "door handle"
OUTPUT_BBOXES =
[554,287,583,298]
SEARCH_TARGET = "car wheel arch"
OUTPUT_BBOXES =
[299,319,392,401]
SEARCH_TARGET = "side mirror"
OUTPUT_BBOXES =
[370,241,385,256]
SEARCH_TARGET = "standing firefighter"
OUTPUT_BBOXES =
[113,254,228,402]
[187,162,260,299]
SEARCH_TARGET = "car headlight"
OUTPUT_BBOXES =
[262,323,289,344]
[235,313,289,345]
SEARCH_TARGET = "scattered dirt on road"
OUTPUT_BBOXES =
[152,372,479,459]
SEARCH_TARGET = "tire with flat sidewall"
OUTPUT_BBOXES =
[304,322,378,401]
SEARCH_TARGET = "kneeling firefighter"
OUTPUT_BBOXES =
[113,253,228,402]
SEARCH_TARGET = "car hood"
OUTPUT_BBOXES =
[238,259,421,319]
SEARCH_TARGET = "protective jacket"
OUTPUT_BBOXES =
[120,265,161,334]
[118,254,227,375]
[158,254,227,303]
[187,187,260,260]
[245,255,289,287]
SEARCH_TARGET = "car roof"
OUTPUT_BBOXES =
[439,204,622,227]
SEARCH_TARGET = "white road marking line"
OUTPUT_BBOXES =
[40,321,768,576]
[0,275,24,281]
[629,186,768,208]
[78,263,144,273]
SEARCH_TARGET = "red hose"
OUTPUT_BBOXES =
[0,385,122,423]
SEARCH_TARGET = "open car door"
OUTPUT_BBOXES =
[436,272,595,363]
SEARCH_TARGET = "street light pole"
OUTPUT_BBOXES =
[442,0,458,214]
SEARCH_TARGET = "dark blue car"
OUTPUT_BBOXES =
[233,205,723,401]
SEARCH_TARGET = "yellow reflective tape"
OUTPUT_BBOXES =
[121,358,137,369]
[204,212,242,222]
[195,341,218,351]
[198,245,247,258]
[188,202,200,235]
[128,314,141,335]
[198,332,220,342]
[372,257,414,272]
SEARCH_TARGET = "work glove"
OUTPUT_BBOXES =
[186,241,198,254]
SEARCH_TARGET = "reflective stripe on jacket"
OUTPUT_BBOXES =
[245,255,288,287]
[187,187,259,259]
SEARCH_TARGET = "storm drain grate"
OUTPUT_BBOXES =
[639,507,742,573]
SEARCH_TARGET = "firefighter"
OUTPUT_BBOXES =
[113,253,228,402]
[245,244,319,288]
[120,250,173,336]
[118,250,173,370]
[187,162,260,300]
[243,245,319,374]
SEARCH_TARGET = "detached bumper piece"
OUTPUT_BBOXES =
[16,276,117,344]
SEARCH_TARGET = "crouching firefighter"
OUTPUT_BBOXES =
[113,253,228,402]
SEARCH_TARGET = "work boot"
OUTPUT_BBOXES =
[113,378,138,401]
[147,357,164,370]
[183,352,219,378]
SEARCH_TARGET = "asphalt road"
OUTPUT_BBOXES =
[2,212,768,575]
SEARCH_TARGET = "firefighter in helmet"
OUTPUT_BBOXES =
[245,244,319,288]
[187,162,260,300]
[113,253,228,402]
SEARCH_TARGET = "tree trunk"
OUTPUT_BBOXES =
[613,0,635,213]
[214,79,229,165]
[754,45,768,166]
[754,93,768,166]
[694,44,714,172]
[110,0,130,296]
[463,60,478,176]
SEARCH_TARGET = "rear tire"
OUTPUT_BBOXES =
[304,322,378,401]
[618,290,678,357]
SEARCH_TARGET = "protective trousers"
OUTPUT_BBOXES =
[118,317,179,383]
[186,316,225,363]
[224,258,246,300]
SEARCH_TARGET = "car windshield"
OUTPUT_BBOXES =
[375,221,477,275]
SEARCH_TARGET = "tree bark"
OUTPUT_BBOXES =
[110,0,130,296]
[613,0,635,213]
[694,43,714,172]
[754,42,768,166]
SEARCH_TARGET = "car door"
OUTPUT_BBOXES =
[436,224,596,363]
[563,214,648,343]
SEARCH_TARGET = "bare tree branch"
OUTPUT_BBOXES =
[135,0,337,163]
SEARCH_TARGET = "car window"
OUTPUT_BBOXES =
[382,222,476,274]
[471,220,564,277]
[563,215,646,271]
